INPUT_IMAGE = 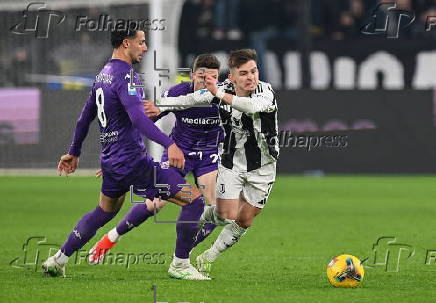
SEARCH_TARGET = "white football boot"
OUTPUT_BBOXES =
[195,251,213,278]
[168,258,211,280]
[42,256,66,278]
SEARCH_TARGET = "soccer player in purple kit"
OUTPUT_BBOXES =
[42,28,211,280]
[89,54,223,279]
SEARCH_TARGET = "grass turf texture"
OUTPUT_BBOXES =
[1,175,436,303]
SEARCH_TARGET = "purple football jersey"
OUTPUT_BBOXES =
[163,82,224,151]
[68,59,173,176]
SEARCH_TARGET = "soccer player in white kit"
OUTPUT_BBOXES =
[195,49,279,277]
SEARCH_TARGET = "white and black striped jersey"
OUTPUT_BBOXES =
[216,80,279,172]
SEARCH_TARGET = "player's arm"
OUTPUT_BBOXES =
[156,89,214,111]
[116,79,185,169]
[144,87,208,119]
[205,75,275,114]
[58,88,97,176]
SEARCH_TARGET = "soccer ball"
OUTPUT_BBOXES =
[326,254,364,288]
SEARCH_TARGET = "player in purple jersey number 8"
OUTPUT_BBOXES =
[43,29,210,280]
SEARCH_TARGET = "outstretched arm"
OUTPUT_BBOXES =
[205,76,275,114]
[155,89,214,111]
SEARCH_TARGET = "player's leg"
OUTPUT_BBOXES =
[88,154,183,262]
[197,163,276,277]
[199,164,242,225]
[191,169,219,248]
[128,161,210,280]
[195,166,243,276]
[110,198,167,241]
[42,192,125,277]
[88,197,168,264]
[167,182,213,280]
[88,181,204,274]
[197,170,218,205]
[89,157,196,268]
[196,196,255,277]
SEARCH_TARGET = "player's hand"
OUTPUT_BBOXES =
[167,143,185,170]
[195,69,206,90]
[190,89,214,104]
[204,74,219,96]
[95,169,102,178]
[57,154,79,176]
[143,100,161,118]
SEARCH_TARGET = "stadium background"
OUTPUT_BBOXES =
[1,0,436,174]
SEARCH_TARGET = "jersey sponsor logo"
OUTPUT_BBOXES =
[181,117,220,125]
[100,131,119,143]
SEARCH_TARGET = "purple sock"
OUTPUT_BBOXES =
[192,223,217,248]
[175,196,205,259]
[116,203,153,235]
[61,206,118,257]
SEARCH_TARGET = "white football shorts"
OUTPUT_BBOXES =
[216,162,276,209]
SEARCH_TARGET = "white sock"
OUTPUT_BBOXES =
[205,221,246,262]
[199,205,212,223]
[54,250,69,266]
[108,227,120,243]
[173,254,190,265]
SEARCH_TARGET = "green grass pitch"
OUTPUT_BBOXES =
[1,175,436,303]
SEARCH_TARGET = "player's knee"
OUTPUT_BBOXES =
[235,217,252,229]
[217,208,237,220]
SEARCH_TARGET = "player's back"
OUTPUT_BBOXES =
[164,82,223,151]
[94,59,147,174]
